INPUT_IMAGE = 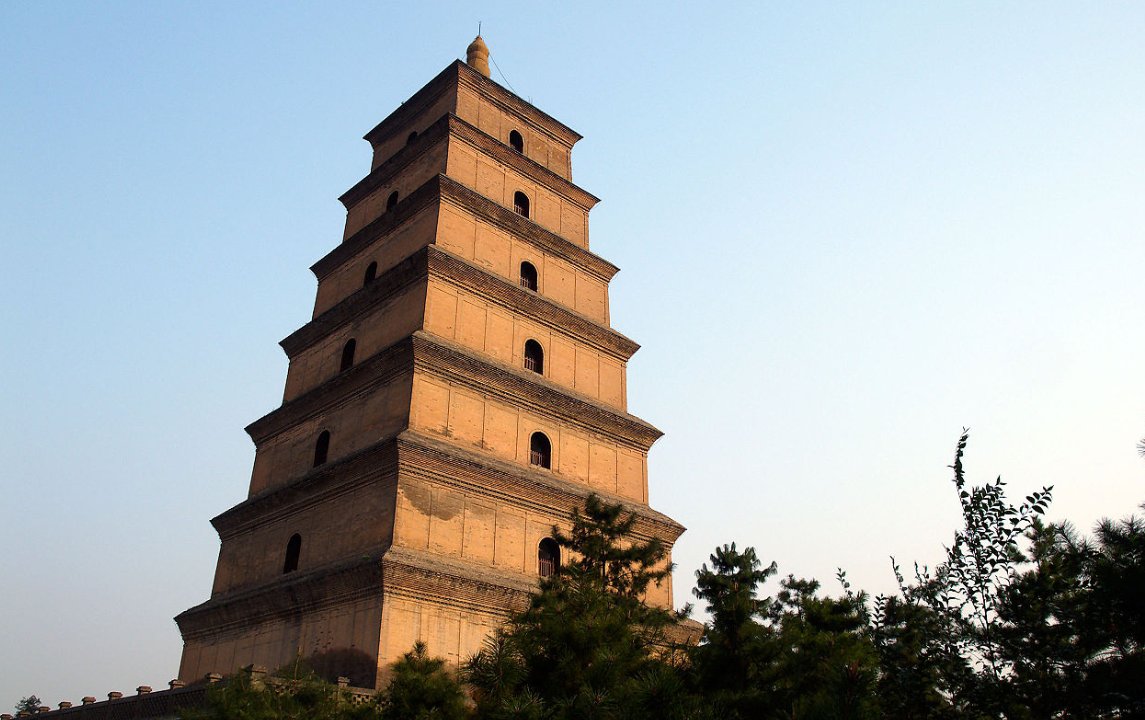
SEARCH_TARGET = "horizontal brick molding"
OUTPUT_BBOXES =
[248,329,660,460]
[410,332,661,449]
[342,114,597,213]
[362,61,580,154]
[395,430,685,542]
[176,553,385,640]
[286,244,634,362]
[212,440,399,536]
[317,173,618,289]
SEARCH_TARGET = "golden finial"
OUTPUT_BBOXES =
[466,34,490,78]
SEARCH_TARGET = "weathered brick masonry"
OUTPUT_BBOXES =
[173,36,687,690]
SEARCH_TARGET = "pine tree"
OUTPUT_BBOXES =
[464,494,690,720]
[690,543,776,718]
[379,641,467,720]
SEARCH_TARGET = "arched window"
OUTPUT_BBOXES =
[538,538,559,578]
[386,191,399,211]
[519,261,538,291]
[513,191,530,218]
[406,130,418,145]
[509,130,524,153]
[340,339,356,372]
[363,261,377,286]
[313,430,330,467]
[524,340,544,375]
[283,534,301,574]
[529,432,551,469]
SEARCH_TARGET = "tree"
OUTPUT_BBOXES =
[379,641,467,720]
[992,519,1092,719]
[690,543,776,719]
[986,506,1145,719]
[767,574,879,720]
[553,494,674,604]
[690,544,879,720]
[1076,508,1145,718]
[182,665,379,720]
[870,588,964,720]
[942,430,1053,687]
[464,494,691,720]
[900,431,1050,712]
[14,697,42,715]
[867,430,1056,719]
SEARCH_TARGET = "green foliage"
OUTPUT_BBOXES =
[180,435,1144,720]
[379,641,467,720]
[870,591,965,720]
[993,519,1092,718]
[14,696,42,715]
[690,545,879,720]
[553,494,673,602]
[981,508,1145,719]
[183,645,469,720]
[690,543,776,718]
[942,430,1053,685]
[464,494,684,720]
[866,431,1055,717]
[773,574,879,720]
[871,431,1145,719]
[183,645,469,718]
[181,670,365,720]
[461,438,1140,719]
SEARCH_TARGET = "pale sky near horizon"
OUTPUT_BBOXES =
[2,1,1144,709]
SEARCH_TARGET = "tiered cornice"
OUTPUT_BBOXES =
[445,114,598,207]
[362,61,581,153]
[178,545,543,643]
[380,546,536,615]
[212,441,398,538]
[216,426,683,559]
[435,174,617,280]
[337,116,449,210]
[318,174,618,284]
[251,330,659,455]
[176,555,384,639]
[426,246,636,358]
[395,431,684,543]
[341,114,598,214]
[286,245,637,362]
[246,338,412,446]
[410,332,661,450]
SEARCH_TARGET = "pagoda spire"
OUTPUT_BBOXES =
[466,34,490,78]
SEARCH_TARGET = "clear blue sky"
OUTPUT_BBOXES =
[2,1,1143,708]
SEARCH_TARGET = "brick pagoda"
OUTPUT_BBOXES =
[175,37,685,689]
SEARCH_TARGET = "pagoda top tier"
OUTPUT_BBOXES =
[362,57,582,181]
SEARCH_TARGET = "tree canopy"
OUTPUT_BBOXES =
[170,433,1143,720]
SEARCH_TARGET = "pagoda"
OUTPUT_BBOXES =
[175,37,685,689]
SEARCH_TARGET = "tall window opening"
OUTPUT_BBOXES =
[519,261,538,291]
[283,534,301,574]
[509,130,524,153]
[513,191,530,218]
[406,130,418,145]
[363,261,377,286]
[340,339,356,372]
[524,340,544,375]
[538,538,559,578]
[529,432,551,469]
[386,191,399,211]
[313,430,330,467]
